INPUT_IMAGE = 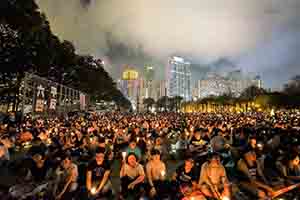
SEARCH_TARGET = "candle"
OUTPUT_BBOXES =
[222,197,230,200]
[137,137,140,142]
[161,170,166,177]
[122,152,127,159]
[91,187,97,195]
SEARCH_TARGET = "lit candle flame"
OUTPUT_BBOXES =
[270,109,275,116]
[222,197,230,200]
[91,187,96,195]
[161,170,166,177]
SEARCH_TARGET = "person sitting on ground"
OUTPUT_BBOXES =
[146,149,167,199]
[23,149,53,183]
[198,152,231,200]
[277,152,300,184]
[120,153,145,199]
[188,129,208,155]
[0,142,9,166]
[172,156,199,199]
[237,150,274,200]
[125,138,142,161]
[53,153,78,200]
[86,147,113,197]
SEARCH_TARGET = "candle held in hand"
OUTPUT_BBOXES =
[122,152,127,159]
[91,187,97,195]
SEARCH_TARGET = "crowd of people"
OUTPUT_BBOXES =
[0,110,300,200]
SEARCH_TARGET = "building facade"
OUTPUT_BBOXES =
[166,56,192,101]
[198,72,262,99]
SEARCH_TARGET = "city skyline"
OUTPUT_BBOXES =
[36,0,300,90]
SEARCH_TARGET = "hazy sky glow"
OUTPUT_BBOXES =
[36,0,300,89]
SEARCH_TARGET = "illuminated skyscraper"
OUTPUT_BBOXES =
[144,65,155,98]
[166,56,191,101]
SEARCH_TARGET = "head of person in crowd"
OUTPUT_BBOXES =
[61,153,73,170]
[128,138,137,150]
[127,153,138,167]
[184,156,194,172]
[248,135,257,150]
[208,152,221,167]
[193,128,202,140]
[151,149,161,161]
[98,136,106,148]
[32,152,45,168]
[288,153,300,167]
[95,147,106,165]
[154,137,162,146]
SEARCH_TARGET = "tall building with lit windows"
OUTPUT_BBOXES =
[144,65,155,99]
[166,56,192,101]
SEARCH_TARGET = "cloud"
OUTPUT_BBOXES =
[36,0,300,88]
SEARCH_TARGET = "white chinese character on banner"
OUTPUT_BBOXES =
[50,86,57,98]
[37,85,45,98]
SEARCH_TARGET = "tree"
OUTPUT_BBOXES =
[173,96,183,112]
[240,86,267,101]
[156,96,169,112]
[143,97,155,112]
[0,0,129,111]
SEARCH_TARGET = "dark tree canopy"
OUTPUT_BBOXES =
[0,0,130,109]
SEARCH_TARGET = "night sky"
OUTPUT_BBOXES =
[36,0,300,90]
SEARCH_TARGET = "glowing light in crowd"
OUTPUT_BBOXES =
[122,152,127,159]
[222,197,230,200]
[161,170,166,177]
[270,109,275,116]
[91,187,97,195]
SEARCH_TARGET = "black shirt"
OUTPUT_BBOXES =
[25,158,51,182]
[189,137,208,153]
[176,165,198,185]
[87,160,111,183]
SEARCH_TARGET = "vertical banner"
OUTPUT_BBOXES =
[80,93,86,110]
[35,84,45,112]
[49,86,57,110]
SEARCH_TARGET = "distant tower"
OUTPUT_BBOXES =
[144,65,155,98]
[166,56,191,101]
[122,67,140,111]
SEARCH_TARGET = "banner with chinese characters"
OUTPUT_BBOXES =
[49,86,57,110]
[35,84,45,112]
[80,93,86,110]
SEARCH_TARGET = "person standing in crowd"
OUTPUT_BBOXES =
[120,153,145,199]
[198,152,231,200]
[86,147,113,198]
[146,149,167,199]
[53,154,78,200]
